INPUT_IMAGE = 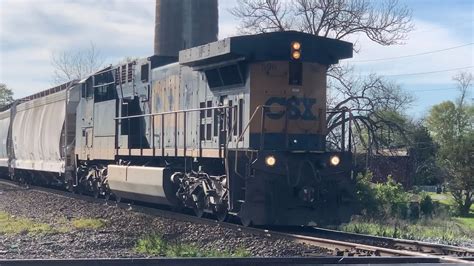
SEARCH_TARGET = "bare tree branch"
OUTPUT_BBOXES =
[326,65,414,152]
[51,42,105,85]
[230,0,291,33]
[231,0,413,45]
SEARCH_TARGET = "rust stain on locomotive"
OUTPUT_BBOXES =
[152,74,184,150]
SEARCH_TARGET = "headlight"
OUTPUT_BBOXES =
[265,155,276,167]
[291,41,301,50]
[330,155,340,166]
[292,51,301,60]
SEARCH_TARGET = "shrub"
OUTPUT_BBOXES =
[354,171,378,216]
[373,175,410,219]
[409,202,420,220]
[354,172,411,219]
[420,193,435,217]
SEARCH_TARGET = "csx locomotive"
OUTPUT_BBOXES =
[0,31,354,226]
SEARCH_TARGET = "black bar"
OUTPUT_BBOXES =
[341,110,346,152]
[183,112,187,157]
[260,107,266,151]
[174,112,178,156]
[0,256,444,266]
[161,115,164,157]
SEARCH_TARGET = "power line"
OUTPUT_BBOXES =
[381,66,474,77]
[410,87,459,92]
[351,43,474,63]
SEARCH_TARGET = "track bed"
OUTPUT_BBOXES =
[0,181,326,259]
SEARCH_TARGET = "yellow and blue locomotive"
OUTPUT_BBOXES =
[0,31,354,226]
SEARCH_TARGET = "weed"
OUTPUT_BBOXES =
[72,218,106,230]
[135,234,250,257]
[340,217,473,244]
[0,211,53,235]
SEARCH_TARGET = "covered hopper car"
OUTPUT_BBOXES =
[0,31,354,226]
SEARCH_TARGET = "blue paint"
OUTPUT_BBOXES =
[264,97,317,120]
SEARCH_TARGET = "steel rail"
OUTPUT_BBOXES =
[303,227,474,257]
[0,179,471,264]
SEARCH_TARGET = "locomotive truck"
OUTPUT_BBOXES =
[0,31,354,226]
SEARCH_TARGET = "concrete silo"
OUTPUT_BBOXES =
[154,0,219,57]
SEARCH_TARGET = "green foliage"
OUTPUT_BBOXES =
[355,171,378,215]
[0,211,53,235]
[340,217,473,243]
[419,193,435,217]
[373,175,409,218]
[408,123,441,185]
[72,218,106,229]
[355,171,410,219]
[426,99,474,216]
[0,83,14,108]
[135,234,251,257]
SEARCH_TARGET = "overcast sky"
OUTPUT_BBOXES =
[0,0,473,118]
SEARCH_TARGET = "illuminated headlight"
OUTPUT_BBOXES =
[330,155,340,166]
[265,155,276,167]
[292,51,301,60]
[291,41,301,50]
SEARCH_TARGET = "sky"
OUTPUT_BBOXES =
[0,0,473,119]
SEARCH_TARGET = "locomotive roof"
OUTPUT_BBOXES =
[179,31,353,67]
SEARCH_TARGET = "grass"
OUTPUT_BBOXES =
[340,192,474,244]
[340,218,473,244]
[425,191,474,231]
[71,218,106,230]
[0,211,53,235]
[426,192,474,212]
[0,211,107,235]
[454,216,474,231]
[135,234,251,257]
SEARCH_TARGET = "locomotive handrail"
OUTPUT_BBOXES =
[231,104,287,178]
[113,105,234,120]
[115,105,236,160]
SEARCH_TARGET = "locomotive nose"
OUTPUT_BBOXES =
[299,186,315,203]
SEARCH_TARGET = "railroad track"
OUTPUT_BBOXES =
[0,179,471,264]
[295,227,474,257]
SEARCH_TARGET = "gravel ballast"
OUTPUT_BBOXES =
[0,182,328,259]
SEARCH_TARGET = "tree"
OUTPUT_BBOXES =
[0,83,14,108]
[231,0,414,152]
[325,67,414,152]
[231,0,413,45]
[408,122,440,186]
[51,42,105,84]
[426,72,473,216]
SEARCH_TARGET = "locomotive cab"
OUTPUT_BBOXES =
[180,31,355,225]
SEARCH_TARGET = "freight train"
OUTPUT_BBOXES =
[0,31,354,226]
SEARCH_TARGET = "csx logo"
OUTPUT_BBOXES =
[264,97,317,120]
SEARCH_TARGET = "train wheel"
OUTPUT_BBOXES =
[102,183,111,201]
[92,182,100,199]
[240,216,252,227]
[214,202,228,222]
[192,190,205,218]
[66,181,75,193]
[193,205,205,218]
[215,210,228,222]
[116,196,122,203]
